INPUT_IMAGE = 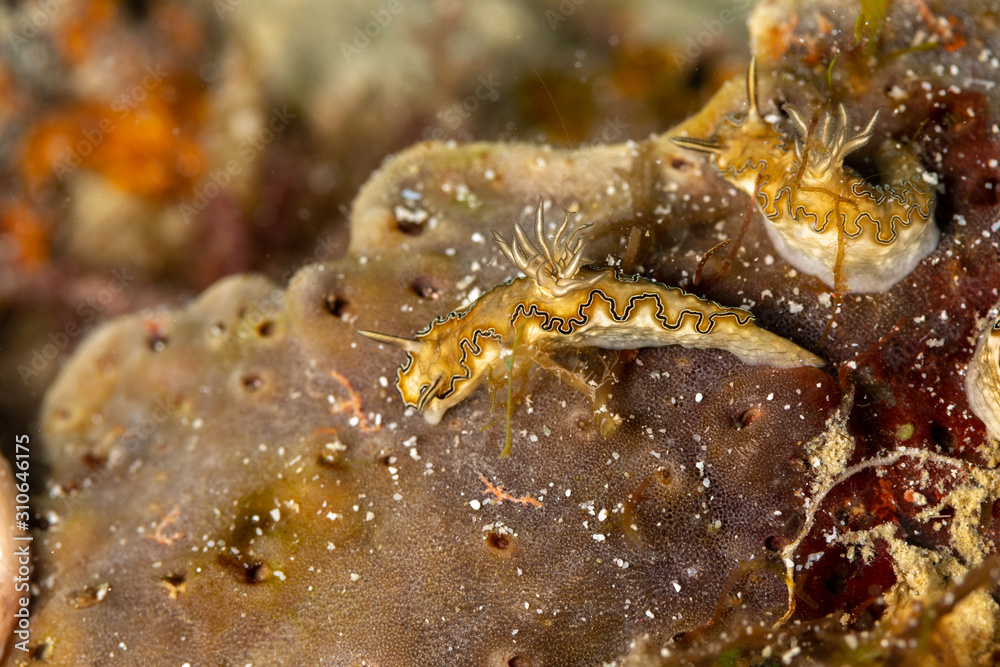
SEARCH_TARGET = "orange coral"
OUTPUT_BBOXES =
[1,200,49,270]
[914,0,967,52]
[54,0,117,65]
[22,77,206,197]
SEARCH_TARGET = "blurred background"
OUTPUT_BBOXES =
[0,0,753,455]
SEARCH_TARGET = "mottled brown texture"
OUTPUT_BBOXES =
[28,237,840,664]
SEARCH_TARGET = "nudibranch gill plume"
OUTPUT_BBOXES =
[967,313,1000,442]
[672,58,939,294]
[360,199,824,426]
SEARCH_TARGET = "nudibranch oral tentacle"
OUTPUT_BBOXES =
[671,57,939,294]
[359,198,824,425]
[967,313,1000,442]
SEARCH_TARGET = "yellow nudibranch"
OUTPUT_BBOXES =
[967,313,1000,442]
[672,58,939,294]
[360,199,824,425]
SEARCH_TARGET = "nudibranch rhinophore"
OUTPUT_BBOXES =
[967,314,1000,441]
[671,58,939,294]
[360,199,824,425]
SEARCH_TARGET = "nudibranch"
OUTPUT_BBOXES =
[671,58,939,293]
[360,199,824,425]
[967,313,1000,442]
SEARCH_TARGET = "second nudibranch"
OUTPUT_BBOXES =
[967,313,1000,443]
[672,58,939,294]
[360,199,824,425]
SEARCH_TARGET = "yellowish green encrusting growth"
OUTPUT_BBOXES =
[360,198,824,425]
[672,58,939,294]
